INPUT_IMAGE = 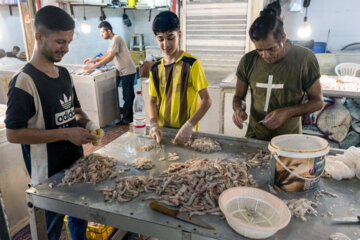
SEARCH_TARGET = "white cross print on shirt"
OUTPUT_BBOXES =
[255,75,284,112]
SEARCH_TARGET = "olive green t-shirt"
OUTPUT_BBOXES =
[236,44,320,141]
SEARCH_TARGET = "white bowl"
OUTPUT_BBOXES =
[219,187,291,239]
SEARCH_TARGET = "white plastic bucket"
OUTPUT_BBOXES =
[268,134,329,192]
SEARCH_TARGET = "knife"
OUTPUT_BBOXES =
[149,201,215,230]
[332,216,360,223]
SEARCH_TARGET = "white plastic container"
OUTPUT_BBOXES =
[218,187,291,239]
[133,91,146,136]
[268,134,329,192]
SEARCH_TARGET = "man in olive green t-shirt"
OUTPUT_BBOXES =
[233,9,323,141]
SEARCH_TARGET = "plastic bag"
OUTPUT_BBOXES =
[289,0,302,12]
[325,146,360,180]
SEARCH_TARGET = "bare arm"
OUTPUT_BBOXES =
[6,107,95,146]
[75,107,91,128]
[95,53,108,62]
[6,128,70,144]
[187,88,212,126]
[173,88,211,144]
[232,77,248,112]
[262,79,323,129]
[148,96,159,125]
[83,53,108,64]
[92,52,116,68]
[284,79,323,118]
[148,95,162,143]
[232,77,249,129]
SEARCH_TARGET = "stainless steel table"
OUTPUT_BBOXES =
[26,129,360,240]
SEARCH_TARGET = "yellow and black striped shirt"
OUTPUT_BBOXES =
[149,51,209,130]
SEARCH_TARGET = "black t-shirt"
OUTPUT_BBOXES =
[6,52,17,58]
[5,63,83,185]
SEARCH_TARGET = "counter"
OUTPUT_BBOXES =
[26,129,360,240]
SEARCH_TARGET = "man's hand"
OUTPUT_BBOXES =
[262,108,290,130]
[84,64,96,71]
[149,123,162,144]
[84,58,95,64]
[173,121,193,144]
[66,127,95,146]
[232,109,248,129]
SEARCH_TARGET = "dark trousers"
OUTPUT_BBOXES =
[45,210,87,240]
[117,73,135,122]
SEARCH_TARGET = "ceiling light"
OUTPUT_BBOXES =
[297,0,311,39]
[297,16,311,39]
[81,17,91,34]
[81,0,91,33]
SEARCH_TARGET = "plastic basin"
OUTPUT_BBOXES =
[219,187,291,239]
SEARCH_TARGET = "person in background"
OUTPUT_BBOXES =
[232,2,323,141]
[6,45,20,58]
[83,21,136,125]
[0,49,5,58]
[5,6,103,240]
[148,11,212,144]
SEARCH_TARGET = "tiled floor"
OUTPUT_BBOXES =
[12,124,129,240]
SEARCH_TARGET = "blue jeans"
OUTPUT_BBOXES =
[45,210,87,240]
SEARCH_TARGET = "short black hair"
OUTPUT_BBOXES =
[249,1,284,44]
[152,11,180,35]
[98,21,113,32]
[13,46,20,51]
[35,6,74,33]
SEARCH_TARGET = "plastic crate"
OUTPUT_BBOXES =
[312,42,327,53]
[64,216,115,240]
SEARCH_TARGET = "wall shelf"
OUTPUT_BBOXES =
[0,3,18,16]
[63,2,169,11]
[65,2,169,21]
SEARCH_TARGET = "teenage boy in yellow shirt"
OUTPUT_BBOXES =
[148,11,212,144]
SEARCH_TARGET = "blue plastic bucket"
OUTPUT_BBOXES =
[312,42,327,53]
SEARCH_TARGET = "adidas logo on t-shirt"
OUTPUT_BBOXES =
[60,93,72,110]
[55,93,75,126]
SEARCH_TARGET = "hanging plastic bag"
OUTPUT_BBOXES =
[289,0,302,12]
[123,13,132,27]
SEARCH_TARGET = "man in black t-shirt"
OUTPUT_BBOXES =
[5,6,101,240]
[6,46,20,58]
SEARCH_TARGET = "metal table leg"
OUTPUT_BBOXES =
[27,191,48,240]
[182,231,191,240]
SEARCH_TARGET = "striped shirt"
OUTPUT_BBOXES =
[149,51,209,130]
